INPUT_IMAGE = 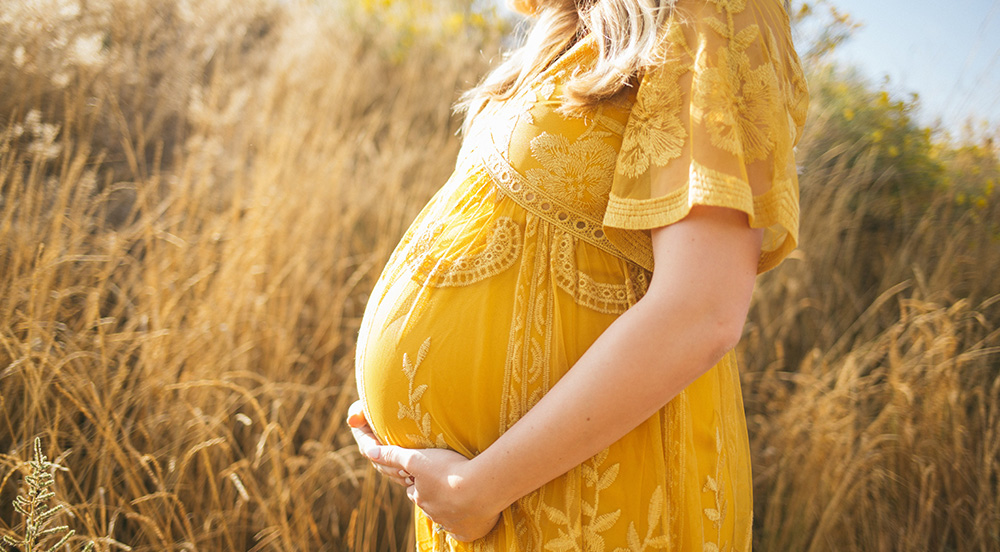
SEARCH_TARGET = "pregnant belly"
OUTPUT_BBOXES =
[355,268,517,457]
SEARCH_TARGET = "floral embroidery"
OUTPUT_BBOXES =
[692,39,779,162]
[527,132,617,218]
[612,0,789,172]
[615,487,672,552]
[708,0,746,12]
[539,473,584,552]
[702,427,728,552]
[617,61,689,178]
[542,449,622,552]
[482,137,621,257]
[357,1,803,550]
[499,218,555,434]
[397,337,448,448]
[686,0,780,162]
[606,0,804,276]
[581,449,622,550]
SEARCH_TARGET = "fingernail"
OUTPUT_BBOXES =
[365,446,380,460]
[398,470,408,478]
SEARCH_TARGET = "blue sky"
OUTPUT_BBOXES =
[495,0,1000,135]
[495,0,1000,136]
[816,0,1000,135]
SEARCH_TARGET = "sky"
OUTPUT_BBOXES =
[495,0,1000,136]
[815,0,1000,135]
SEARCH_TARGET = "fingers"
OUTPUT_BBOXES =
[346,401,385,456]
[346,402,407,484]
[346,400,368,428]
[354,435,417,488]
[346,402,421,489]
[371,465,410,487]
[352,431,410,486]
[442,514,501,544]
[366,444,414,473]
[350,424,380,454]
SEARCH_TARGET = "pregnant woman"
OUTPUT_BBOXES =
[350,0,808,549]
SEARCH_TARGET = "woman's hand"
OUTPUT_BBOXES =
[346,400,502,541]
[347,400,410,487]
[365,444,502,542]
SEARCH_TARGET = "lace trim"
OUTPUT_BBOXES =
[409,217,522,288]
[604,159,798,273]
[554,230,649,315]
[605,160,756,226]
[500,217,554,434]
[481,133,649,268]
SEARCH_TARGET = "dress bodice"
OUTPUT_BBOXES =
[356,2,809,551]
[456,0,808,274]
[455,36,642,265]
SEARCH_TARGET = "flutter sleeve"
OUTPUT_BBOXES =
[603,0,809,273]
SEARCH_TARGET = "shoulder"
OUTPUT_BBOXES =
[663,0,794,32]
[645,0,808,126]
[660,0,795,45]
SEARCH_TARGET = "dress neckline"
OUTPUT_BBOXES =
[543,32,596,78]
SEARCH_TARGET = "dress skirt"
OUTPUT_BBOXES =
[356,167,754,552]
[355,0,808,548]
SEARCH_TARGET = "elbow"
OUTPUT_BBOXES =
[636,284,753,369]
[703,307,749,363]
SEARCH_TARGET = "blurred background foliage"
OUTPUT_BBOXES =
[0,0,997,551]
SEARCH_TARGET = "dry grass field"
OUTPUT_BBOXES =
[0,1,997,551]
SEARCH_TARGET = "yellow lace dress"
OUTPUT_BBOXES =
[355,0,808,550]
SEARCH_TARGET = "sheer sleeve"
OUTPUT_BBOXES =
[603,0,809,273]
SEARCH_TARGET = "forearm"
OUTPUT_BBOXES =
[469,288,734,512]
[468,206,762,515]
[355,207,763,538]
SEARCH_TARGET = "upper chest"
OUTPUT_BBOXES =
[458,48,637,219]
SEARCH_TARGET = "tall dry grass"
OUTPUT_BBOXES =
[741,69,1000,550]
[1,1,486,550]
[0,1,997,551]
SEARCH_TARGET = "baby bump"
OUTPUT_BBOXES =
[355,212,644,457]
[356,270,518,456]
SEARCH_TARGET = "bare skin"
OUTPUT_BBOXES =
[349,204,764,542]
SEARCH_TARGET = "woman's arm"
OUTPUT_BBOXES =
[353,204,763,540]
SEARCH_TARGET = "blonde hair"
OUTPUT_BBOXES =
[458,0,677,127]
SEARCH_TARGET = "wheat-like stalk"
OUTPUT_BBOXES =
[1,438,94,552]
[0,1,996,551]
